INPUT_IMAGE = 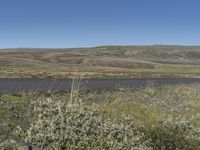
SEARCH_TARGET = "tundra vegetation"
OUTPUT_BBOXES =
[1,45,200,78]
[1,83,200,149]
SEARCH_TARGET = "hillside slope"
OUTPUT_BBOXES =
[0,45,200,78]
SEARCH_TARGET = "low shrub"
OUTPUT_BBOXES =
[18,90,200,150]
[1,84,200,149]
[20,97,143,149]
[146,119,200,150]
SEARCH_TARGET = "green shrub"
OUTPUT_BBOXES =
[20,97,143,149]
[146,118,200,150]
[1,84,200,149]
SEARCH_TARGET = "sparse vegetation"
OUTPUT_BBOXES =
[1,45,200,78]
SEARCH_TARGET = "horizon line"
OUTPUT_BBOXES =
[1,44,200,49]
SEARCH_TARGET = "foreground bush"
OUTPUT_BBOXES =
[17,93,200,150]
[146,119,200,150]
[20,97,144,149]
[2,84,200,149]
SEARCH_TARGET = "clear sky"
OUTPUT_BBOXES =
[0,0,200,48]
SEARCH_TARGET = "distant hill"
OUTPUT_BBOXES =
[1,45,200,78]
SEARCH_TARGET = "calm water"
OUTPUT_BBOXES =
[1,78,200,93]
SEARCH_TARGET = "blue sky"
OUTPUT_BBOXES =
[0,0,200,48]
